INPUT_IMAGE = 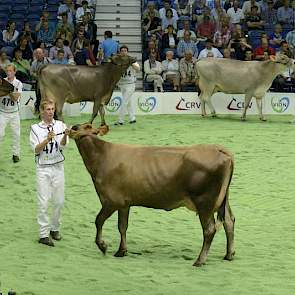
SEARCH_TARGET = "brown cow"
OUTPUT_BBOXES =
[0,78,14,97]
[38,54,137,126]
[69,124,235,266]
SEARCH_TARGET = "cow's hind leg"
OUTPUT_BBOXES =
[241,94,253,121]
[193,212,216,267]
[255,97,266,121]
[95,206,116,254]
[223,200,235,261]
[89,100,100,124]
[114,207,130,257]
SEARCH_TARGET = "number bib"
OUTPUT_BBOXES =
[0,96,19,113]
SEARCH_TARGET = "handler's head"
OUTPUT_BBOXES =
[40,99,55,120]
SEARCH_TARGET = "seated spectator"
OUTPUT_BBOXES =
[269,24,284,52]
[279,40,294,57]
[196,15,215,40]
[58,0,76,25]
[50,38,74,61]
[52,49,69,64]
[233,24,245,39]
[177,31,199,58]
[143,39,161,61]
[254,37,275,60]
[56,12,75,35]
[261,0,278,28]
[30,48,51,80]
[143,1,160,19]
[244,49,253,60]
[161,25,178,57]
[81,12,97,44]
[177,20,197,41]
[174,0,192,17]
[76,0,92,23]
[161,50,180,91]
[242,0,261,16]
[259,0,269,13]
[228,35,252,59]
[179,49,198,90]
[192,0,208,25]
[227,1,245,25]
[162,8,178,31]
[211,0,227,23]
[213,24,231,50]
[144,52,164,92]
[35,10,56,33]
[246,6,264,31]
[0,51,11,78]
[97,30,119,62]
[277,0,294,26]
[17,37,33,62]
[37,21,55,49]
[198,39,223,58]
[33,42,49,60]
[71,30,86,57]
[55,27,73,46]
[224,0,235,12]
[272,67,295,91]
[223,47,232,58]
[76,0,96,16]
[2,21,19,57]
[159,0,178,20]
[19,22,37,50]
[286,26,295,56]
[12,48,31,82]
[74,39,94,65]
[142,9,162,42]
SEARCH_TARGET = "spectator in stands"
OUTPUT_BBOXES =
[177,20,197,41]
[228,35,252,59]
[254,37,275,59]
[244,49,253,60]
[227,1,245,25]
[142,8,162,41]
[2,21,19,57]
[16,37,33,62]
[144,52,164,92]
[269,24,284,51]
[0,51,11,78]
[161,24,178,57]
[76,0,96,16]
[246,6,264,31]
[74,39,94,65]
[161,50,180,91]
[223,47,232,58]
[177,31,198,58]
[224,0,235,11]
[159,0,178,20]
[143,1,160,19]
[97,30,119,62]
[56,12,75,35]
[179,49,198,90]
[211,0,227,23]
[58,0,76,25]
[81,12,97,44]
[76,0,91,23]
[174,0,193,17]
[261,0,278,28]
[35,11,56,33]
[37,21,55,49]
[272,64,295,91]
[50,38,73,61]
[259,0,269,13]
[33,42,49,60]
[19,22,37,50]
[12,48,31,82]
[55,26,73,46]
[213,24,232,49]
[286,25,295,55]
[196,15,215,40]
[198,39,223,58]
[71,30,85,57]
[52,49,68,65]
[192,0,208,25]
[242,0,261,16]
[162,8,178,31]
[277,0,294,26]
[143,39,161,61]
[279,40,294,57]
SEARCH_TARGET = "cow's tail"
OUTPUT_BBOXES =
[216,155,234,231]
[34,65,47,114]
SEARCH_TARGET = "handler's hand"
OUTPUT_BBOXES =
[64,128,71,136]
[47,131,55,141]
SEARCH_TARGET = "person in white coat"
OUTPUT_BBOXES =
[0,64,23,163]
[30,99,70,246]
[115,45,140,125]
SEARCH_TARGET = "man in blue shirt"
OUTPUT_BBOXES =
[97,30,119,62]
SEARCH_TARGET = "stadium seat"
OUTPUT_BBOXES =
[0,4,12,12]
[143,81,154,91]
[27,13,41,21]
[9,13,26,22]
[12,5,28,13]
[0,20,7,30]
[46,5,59,13]
[30,0,45,5]
[15,0,29,4]
[47,0,60,4]
[27,6,43,14]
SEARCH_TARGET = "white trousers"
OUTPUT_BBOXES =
[118,83,136,123]
[36,163,65,238]
[0,111,20,156]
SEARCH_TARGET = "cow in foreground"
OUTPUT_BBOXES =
[197,55,295,121]
[0,78,14,97]
[38,54,137,126]
[69,124,235,266]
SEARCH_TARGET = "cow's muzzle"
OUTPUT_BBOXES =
[71,124,81,131]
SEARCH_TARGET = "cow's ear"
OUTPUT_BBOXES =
[269,55,276,62]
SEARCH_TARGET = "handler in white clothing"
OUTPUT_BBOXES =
[115,45,140,125]
[0,64,23,163]
[30,99,70,247]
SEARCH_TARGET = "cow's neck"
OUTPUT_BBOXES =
[108,63,128,85]
[265,61,288,81]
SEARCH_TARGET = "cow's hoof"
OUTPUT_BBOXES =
[96,241,108,255]
[260,117,267,122]
[193,260,205,267]
[224,251,235,261]
[211,113,217,118]
[240,117,246,121]
[114,249,127,257]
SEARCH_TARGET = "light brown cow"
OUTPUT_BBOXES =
[0,78,14,97]
[69,124,236,266]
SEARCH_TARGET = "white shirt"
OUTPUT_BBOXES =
[117,63,140,85]
[159,7,179,20]
[198,48,223,59]
[0,77,23,113]
[30,120,68,166]
[227,7,245,24]
[242,1,261,15]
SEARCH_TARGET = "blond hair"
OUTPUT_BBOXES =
[39,99,55,112]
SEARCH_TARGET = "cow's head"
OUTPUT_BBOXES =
[271,54,295,67]
[110,54,137,69]
[0,78,14,97]
[69,123,108,140]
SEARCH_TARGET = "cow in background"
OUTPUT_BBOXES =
[196,55,295,121]
[69,123,236,267]
[38,54,137,127]
[0,78,14,97]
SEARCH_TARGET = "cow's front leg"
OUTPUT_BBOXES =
[193,213,216,267]
[95,206,116,254]
[90,100,100,124]
[223,201,235,261]
[255,97,266,121]
[114,207,130,257]
[241,94,252,121]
